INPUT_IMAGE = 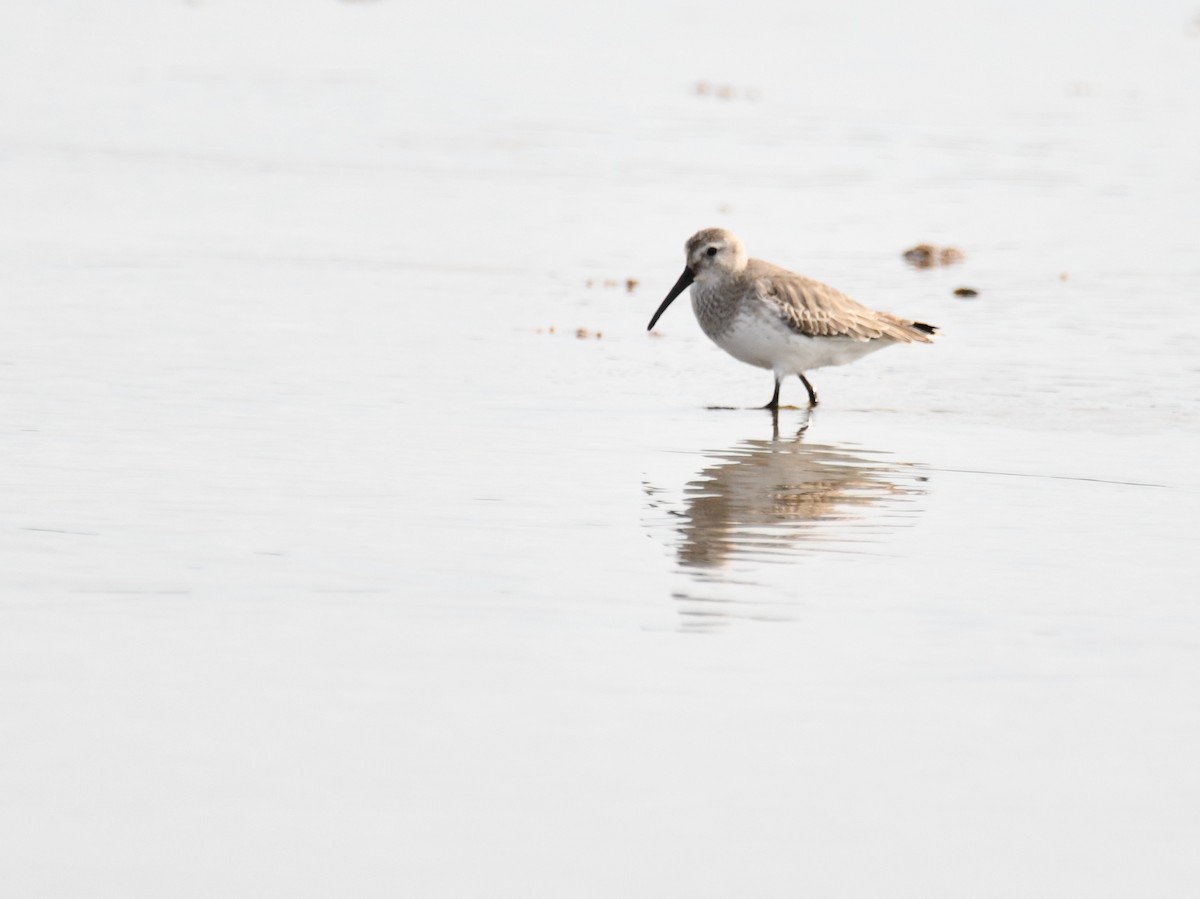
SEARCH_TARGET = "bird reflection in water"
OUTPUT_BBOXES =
[644,412,929,628]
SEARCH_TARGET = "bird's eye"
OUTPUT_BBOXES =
[706,247,718,257]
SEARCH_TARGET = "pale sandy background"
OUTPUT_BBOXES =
[2,1,1199,896]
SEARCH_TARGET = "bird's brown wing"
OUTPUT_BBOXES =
[752,264,935,344]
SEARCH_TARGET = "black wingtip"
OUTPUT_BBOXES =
[912,321,938,335]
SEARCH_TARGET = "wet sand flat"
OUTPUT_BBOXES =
[2,1,1199,896]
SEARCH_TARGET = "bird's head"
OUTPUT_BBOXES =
[684,228,748,283]
[647,228,748,330]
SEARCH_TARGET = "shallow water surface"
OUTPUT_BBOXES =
[2,1,1199,897]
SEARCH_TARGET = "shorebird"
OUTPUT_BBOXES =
[647,228,938,408]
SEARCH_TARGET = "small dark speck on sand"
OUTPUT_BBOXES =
[954,286,979,298]
[903,244,935,267]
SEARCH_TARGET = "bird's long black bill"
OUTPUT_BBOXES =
[646,268,694,331]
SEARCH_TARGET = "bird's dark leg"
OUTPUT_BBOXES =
[762,377,781,410]
[799,374,819,407]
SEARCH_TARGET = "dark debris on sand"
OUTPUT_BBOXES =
[903,244,966,268]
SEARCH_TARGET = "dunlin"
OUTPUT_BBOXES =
[648,228,938,408]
